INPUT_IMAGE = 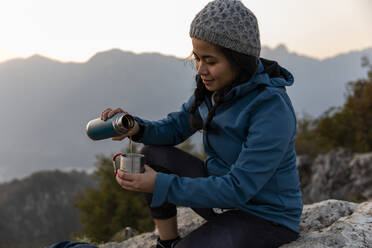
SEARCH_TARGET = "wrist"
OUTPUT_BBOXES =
[131,121,144,141]
[130,121,140,136]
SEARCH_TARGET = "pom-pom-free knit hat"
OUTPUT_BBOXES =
[190,0,260,57]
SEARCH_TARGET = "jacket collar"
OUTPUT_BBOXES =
[221,58,294,103]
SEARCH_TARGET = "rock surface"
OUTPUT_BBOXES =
[282,200,372,248]
[99,200,372,248]
[99,207,205,248]
[298,149,372,203]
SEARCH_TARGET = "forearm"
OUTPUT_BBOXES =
[132,116,195,146]
[131,96,200,145]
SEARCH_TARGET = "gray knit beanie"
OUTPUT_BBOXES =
[190,0,260,57]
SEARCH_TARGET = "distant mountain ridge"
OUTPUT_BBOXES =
[261,45,372,117]
[0,45,371,183]
[0,170,96,248]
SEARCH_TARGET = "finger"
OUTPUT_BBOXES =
[117,169,127,179]
[108,108,127,118]
[101,108,112,120]
[116,171,132,184]
[116,176,135,190]
[122,171,139,181]
[117,169,135,181]
[112,134,128,141]
[144,165,153,173]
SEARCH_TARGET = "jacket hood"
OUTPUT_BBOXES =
[223,58,294,102]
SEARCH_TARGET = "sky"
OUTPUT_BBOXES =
[0,0,371,63]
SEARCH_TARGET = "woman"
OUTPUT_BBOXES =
[101,0,302,247]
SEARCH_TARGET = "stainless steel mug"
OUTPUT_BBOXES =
[113,153,145,174]
[86,113,136,140]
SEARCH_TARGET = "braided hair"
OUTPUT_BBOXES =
[189,46,259,133]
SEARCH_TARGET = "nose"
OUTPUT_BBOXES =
[197,62,208,76]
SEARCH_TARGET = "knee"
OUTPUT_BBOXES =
[139,145,148,155]
[140,145,176,156]
[139,145,160,164]
[139,145,155,157]
[139,145,177,166]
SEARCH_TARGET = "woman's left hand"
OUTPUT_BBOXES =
[116,165,157,193]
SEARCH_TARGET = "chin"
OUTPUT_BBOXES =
[205,85,217,92]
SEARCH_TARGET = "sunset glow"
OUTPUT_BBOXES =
[0,0,371,63]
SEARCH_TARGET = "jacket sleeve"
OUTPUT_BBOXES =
[132,95,200,146]
[150,91,296,208]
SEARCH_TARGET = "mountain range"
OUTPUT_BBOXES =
[0,45,371,182]
[0,170,96,248]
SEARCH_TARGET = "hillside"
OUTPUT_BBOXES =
[0,170,96,248]
[0,46,371,183]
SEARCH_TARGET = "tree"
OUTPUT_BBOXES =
[74,143,154,243]
[315,57,372,152]
[295,57,372,155]
[294,113,324,157]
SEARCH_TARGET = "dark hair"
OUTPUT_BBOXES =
[189,46,258,132]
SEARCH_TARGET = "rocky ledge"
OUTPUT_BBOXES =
[298,149,372,204]
[99,199,372,248]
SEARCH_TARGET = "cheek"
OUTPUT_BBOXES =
[227,69,238,82]
[214,65,233,81]
[210,65,224,79]
[223,65,238,82]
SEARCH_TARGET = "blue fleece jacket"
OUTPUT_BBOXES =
[134,58,303,233]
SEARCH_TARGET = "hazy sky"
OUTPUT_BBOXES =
[1,0,371,63]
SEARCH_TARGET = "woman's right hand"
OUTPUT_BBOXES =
[100,107,140,141]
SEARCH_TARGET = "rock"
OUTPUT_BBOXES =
[99,200,372,248]
[298,199,357,233]
[349,153,372,200]
[99,232,157,248]
[282,200,372,248]
[299,148,372,203]
[99,208,205,248]
[109,227,136,243]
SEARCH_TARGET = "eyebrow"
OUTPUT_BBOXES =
[192,52,216,60]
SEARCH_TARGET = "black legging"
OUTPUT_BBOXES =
[141,145,298,248]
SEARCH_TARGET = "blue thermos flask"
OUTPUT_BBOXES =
[86,113,136,140]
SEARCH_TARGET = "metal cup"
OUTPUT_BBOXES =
[113,153,145,174]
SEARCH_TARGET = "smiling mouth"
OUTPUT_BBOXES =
[202,79,214,85]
